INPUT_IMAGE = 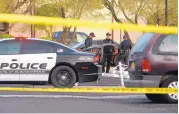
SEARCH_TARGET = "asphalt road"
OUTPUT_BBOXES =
[0,76,178,113]
[0,91,177,113]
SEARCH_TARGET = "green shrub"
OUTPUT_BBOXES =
[0,34,14,39]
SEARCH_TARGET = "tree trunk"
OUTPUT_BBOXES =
[60,28,67,44]
[104,0,133,44]
[44,28,50,37]
[50,26,53,38]
[59,26,71,44]
[123,31,133,45]
[58,6,72,45]
[72,27,77,44]
[110,13,132,44]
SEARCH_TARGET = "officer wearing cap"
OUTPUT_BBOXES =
[101,32,115,73]
[85,32,96,49]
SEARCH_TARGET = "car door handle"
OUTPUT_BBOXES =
[12,59,18,61]
[47,57,53,59]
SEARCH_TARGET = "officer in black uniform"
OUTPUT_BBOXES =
[101,32,115,73]
[85,32,96,49]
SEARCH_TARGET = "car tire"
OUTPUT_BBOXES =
[160,76,178,103]
[51,65,77,88]
[145,94,162,103]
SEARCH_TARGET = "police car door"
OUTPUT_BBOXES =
[20,40,56,81]
[0,40,22,81]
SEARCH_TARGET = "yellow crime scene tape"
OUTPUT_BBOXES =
[0,87,177,94]
[0,13,177,35]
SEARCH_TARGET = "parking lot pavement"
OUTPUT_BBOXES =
[0,91,177,113]
[0,70,177,113]
[0,76,177,113]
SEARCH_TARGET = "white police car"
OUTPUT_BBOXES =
[0,37,102,87]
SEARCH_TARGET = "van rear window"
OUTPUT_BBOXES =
[131,33,155,53]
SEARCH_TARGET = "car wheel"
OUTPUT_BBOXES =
[145,94,162,103]
[51,65,77,88]
[160,76,178,103]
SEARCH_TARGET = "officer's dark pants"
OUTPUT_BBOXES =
[102,53,112,73]
[120,53,128,65]
[118,51,130,65]
[123,51,130,65]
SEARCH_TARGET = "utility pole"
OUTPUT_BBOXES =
[111,0,114,40]
[30,0,35,37]
[165,0,168,26]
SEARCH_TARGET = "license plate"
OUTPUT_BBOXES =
[131,62,135,70]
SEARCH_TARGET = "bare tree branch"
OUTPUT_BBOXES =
[61,7,66,18]
[77,0,88,19]
[104,0,122,23]
[104,0,133,44]
[118,0,134,24]
[23,3,31,14]
[134,0,146,24]
[148,5,158,20]
[9,0,28,13]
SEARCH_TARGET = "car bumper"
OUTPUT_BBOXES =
[124,74,162,88]
[77,64,102,83]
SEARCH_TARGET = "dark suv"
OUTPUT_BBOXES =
[125,33,178,103]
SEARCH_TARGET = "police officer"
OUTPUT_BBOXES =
[85,32,96,49]
[101,32,115,73]
[118,35,132,65]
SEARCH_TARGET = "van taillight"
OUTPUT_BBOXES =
[93,54,100,63]
[141,59,151,72]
